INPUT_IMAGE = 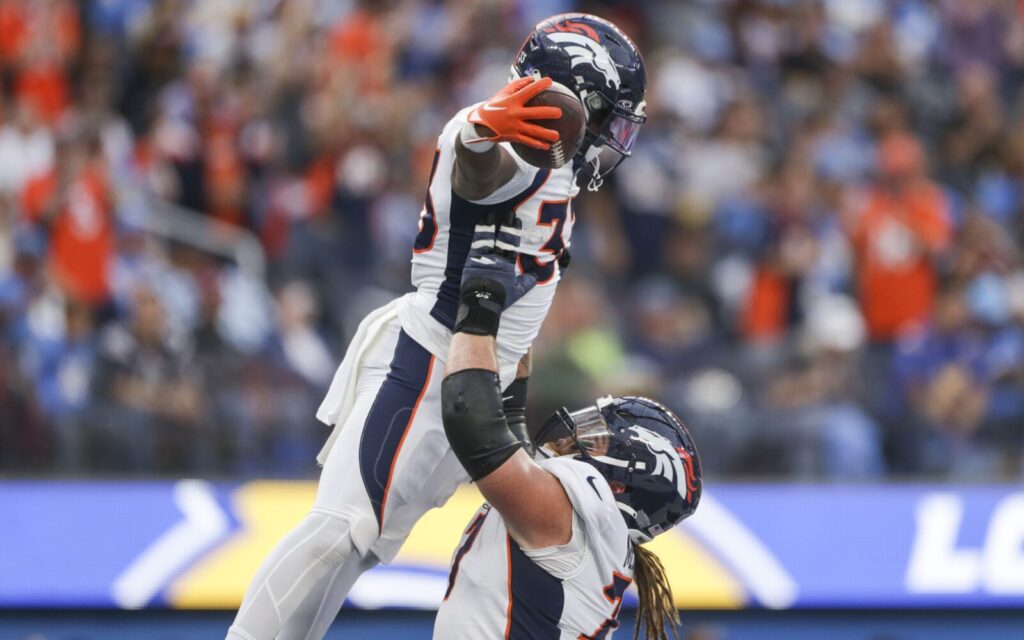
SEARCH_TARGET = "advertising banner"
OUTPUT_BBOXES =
[4,481,1023,610]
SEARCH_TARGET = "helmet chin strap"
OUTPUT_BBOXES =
[583,144,604,192]
[586,161,603,192]
[617,503,653,544]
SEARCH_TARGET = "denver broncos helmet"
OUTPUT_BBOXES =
[534,396,702,543]
[512,13,647,192]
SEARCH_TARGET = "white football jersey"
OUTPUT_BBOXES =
[398,106,578,377]
[433,457,635,640]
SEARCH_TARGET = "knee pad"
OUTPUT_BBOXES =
[303,511,355,569]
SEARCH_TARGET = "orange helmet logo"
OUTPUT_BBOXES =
[542,19,600,42]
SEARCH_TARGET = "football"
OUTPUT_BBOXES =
[511,81,587,169]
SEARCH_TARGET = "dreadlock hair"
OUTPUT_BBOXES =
[632,544,679,640]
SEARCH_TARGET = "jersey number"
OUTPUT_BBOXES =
[444,506,490,600]
[518,200,570,284]
[578,572,633,640]
[413,149,441,253]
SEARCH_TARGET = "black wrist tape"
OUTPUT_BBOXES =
[454,277,505,337]
[503,377,529,448]
[442,369,523,480]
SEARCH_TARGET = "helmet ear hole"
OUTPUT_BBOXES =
[587,106,611,134]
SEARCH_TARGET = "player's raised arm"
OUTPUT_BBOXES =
[440,213,573,550]
[452,76,561,202]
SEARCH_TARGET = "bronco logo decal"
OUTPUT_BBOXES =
[545,31,621,90]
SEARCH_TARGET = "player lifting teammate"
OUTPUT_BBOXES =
[227,13,648,640]
[434,213,702,639]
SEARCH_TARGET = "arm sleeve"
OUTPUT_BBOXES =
[502,377,529,447]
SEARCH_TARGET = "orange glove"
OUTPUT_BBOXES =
[467,76,562,150]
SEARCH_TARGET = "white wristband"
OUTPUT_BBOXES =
[460,121,495,153]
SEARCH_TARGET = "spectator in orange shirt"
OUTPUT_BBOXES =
[0,0,27,66]
[742,157,830,343]
[847,132,952,341]
[13,48,69,126]
[21,132,114,306]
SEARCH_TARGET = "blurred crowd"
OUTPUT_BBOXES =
[0,0,1022,479]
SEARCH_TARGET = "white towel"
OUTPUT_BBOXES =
[315,298,401,465]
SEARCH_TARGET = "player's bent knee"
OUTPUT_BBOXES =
[302,510,356,569]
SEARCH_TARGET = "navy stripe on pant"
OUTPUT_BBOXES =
[506,535,564,639]
[358,330,434,529]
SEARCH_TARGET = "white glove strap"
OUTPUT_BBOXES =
[460,120,495,153]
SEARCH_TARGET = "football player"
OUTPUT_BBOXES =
[227,13,647,640]
[434,212,702,640]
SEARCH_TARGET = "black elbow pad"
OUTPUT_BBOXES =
[442,369,523,481]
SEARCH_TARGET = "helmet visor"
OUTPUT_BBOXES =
[578,102,645,190]
[542,405,612,458]
[607,112,643,155]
